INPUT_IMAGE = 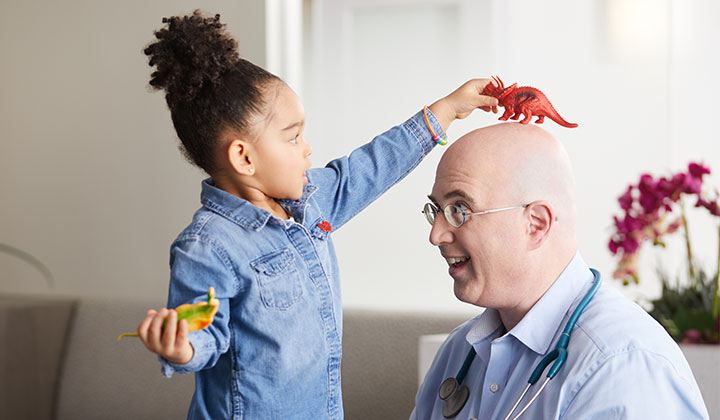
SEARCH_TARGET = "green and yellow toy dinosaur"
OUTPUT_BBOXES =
[117,287,219,341]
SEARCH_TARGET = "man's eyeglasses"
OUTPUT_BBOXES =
[422,202,528,228]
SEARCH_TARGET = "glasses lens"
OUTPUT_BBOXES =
[423,203,437,225]
[444,205,465,227]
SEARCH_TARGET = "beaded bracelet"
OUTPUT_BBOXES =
[423,106,448,146]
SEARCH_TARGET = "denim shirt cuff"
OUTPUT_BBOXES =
[406,107,446,155]
[159,333,215,378]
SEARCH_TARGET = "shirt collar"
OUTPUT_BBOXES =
[276,184,318,222]
[199,178,318,231]
[464,252,593,355]
[466,309,503,345]
[508,252,594,355]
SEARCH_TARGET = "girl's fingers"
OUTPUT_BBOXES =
[167,319,193,364]
[137,309,157,342]
[480,96,499,108]
[177,318,189,344]
[162,310,178,349]
[149,308,169,348]
[469,78,492,92]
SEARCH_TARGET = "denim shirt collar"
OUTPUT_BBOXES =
[465,252,593,355]
[200,178,319,231]
[276,184,319,223]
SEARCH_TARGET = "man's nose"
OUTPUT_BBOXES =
[429,214,453,246]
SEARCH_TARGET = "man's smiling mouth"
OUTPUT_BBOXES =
[445,256,470,267]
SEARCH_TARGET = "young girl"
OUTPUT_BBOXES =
[137,10,498,420]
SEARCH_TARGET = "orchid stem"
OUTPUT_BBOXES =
[680,201,696,288]
[713,225,720,321]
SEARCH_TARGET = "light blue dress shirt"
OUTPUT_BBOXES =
[157,109,442,420]
[411,253,709,420]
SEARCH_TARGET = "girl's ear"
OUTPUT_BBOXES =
[227,139,254,176]
[525,201,554,251]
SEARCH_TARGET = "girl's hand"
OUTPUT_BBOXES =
[428,78,499,132]
[137,308,194,364]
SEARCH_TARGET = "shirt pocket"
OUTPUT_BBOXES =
[309,219,331,241]
[250,248,304,310]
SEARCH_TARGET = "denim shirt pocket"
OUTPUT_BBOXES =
[250,248,304,309]
[309,220,331,241]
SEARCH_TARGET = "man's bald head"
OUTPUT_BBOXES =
[437,122,576,237]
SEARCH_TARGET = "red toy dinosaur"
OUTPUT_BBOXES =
[482,76,578,128]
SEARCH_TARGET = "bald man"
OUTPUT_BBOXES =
[411,123,708,420]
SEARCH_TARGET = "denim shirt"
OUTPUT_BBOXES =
[160,109,443,420]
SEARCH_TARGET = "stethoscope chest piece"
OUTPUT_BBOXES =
[439,377,470,418]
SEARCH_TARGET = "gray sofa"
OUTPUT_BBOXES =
[1,294,468,420]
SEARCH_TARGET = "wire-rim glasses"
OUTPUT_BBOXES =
[422,202,528,228]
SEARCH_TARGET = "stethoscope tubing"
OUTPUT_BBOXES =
[502,269,602,420]
[503,377,551,420]
[438,269,602,419]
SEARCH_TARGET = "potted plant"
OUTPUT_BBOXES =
[609,162,720,412]
[609,162,720,344]
[608,162,720,411]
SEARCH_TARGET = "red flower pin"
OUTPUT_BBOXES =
[317,221,332,232]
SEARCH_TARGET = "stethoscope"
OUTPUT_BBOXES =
[438,269,602,419]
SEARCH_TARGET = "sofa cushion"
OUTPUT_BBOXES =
[341,308,468,420]
[52,297,470,420]
[55,297,194,420]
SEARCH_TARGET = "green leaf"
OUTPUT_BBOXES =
[672,308,714,333]
[649,267,720,343]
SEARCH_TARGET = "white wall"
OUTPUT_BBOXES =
[2,0,719,316]
[0,0,267,299]
[305,0,720,314]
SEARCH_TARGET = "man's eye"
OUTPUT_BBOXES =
[455,203,470,212]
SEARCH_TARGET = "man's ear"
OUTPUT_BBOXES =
[226,139,254,176]
[525,201,554,250]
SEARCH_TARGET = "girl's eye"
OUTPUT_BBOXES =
[289,135,298,144]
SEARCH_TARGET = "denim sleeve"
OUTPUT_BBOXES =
[560,349,709,419]
[307,108,443,230]
[159,236,237,377]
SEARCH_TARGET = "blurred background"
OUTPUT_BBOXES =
[2,0,719,315]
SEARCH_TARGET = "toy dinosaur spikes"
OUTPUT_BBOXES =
[482,76,578,128]
[485,75,517,101]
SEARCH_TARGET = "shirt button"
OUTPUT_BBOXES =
[489,383,499,393]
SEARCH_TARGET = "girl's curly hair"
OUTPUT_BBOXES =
[144,10,279,173]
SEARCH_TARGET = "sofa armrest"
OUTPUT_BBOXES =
[0,295,75,420]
